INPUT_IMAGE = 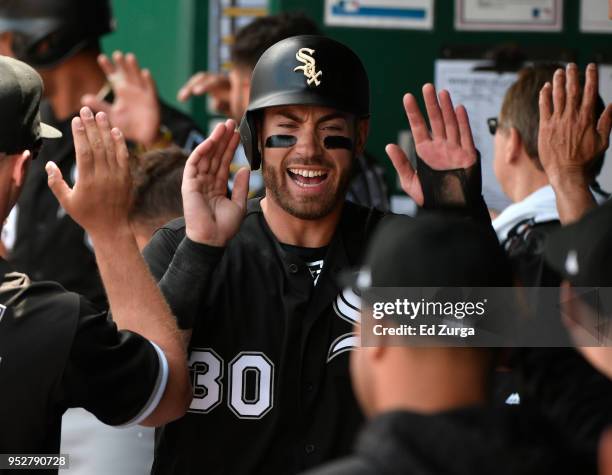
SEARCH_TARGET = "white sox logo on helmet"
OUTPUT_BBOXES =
[294,48,322,87]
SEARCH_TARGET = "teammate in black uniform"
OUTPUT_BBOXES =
[0,0,204,307]
[144,35,490,474]
[0,56,190,465]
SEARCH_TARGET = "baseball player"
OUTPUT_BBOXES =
[0,56,190,462]
[0,0,204,307]
[144,35,490,474]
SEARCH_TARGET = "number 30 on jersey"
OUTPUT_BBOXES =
[188,348,274,420]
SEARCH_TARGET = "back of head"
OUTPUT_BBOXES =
[231,12,320,71]
[129,146,187,230]
[0,0,114,68]
[501,63,606,177]
[364,215,513,288]
[0,55,61,154]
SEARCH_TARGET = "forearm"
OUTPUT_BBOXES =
[549,175,596,225]
[91,225,191,422]
[157,236,224,330]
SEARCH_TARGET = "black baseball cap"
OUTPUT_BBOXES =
[350,214,513,289]
[545,200,612,287]
[0,55,61,154]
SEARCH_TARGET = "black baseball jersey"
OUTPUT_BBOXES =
[0,258,167,468]
[143,199,385,474]
[7,98,204,308]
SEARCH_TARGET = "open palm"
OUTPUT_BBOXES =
[183,119,250,247]
[386,84,477,205]
[82,51,161,146]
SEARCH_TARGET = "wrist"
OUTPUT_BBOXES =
[139,125,173,151]
[548,171,591,194]
[88,221,134,246]
[185,227,227,247]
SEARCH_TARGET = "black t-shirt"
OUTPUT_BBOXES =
[0,259,166,466]
[7,99,204,308]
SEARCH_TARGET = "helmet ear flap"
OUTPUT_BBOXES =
[239,111,262,170]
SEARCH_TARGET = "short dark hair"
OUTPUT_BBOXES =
[129,146,187,225]
[231,12,320,70]
[501,63,606,176]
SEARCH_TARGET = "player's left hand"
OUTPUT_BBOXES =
[45,107,132,239]
[386,84,477,205]
[81,51,162,147]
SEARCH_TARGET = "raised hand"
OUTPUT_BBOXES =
[81,51,161,147]
[386,84,477,205]
[182,119,250,247]
[538,63,612,187]
[177,71,231,115]
[45,107,132,239]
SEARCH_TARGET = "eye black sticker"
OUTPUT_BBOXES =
[265,135,298,148]
[264,135,353,150]
[323,136,353,150]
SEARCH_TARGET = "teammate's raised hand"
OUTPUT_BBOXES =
[183,119,250,247]
[81,51,162,147]
[45,107,132,239]
[538,63,612,187]
[177,71,231,115]
[386,84,477,205]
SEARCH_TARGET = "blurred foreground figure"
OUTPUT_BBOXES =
[545,199,612,380]
[304,215,585,475]
[0,56,190,466]
[0,0,203,306]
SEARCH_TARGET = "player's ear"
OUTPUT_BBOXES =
[354,117,370,156]
[0,32,15,57]
[506,127,522,164]
[12,150,32,187]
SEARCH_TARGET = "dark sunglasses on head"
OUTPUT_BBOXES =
[487,117,499,135]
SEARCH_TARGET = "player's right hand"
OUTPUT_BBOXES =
[538,63,612,188]
[182,119,250,247]
[45,107,132,240]
[177,71,231,114]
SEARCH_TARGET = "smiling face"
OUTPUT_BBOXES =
[259,104,367,220]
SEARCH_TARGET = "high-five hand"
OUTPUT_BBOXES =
[538,63,612,223]
[81,51,162,147]
[177,71,231,116]
[386,84,477,205]
[45,107,132,240]
[183,119,250,247]
[538,63,612,188]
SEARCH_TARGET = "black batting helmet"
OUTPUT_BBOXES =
[238,35,370,170]
[0,0,115,68]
